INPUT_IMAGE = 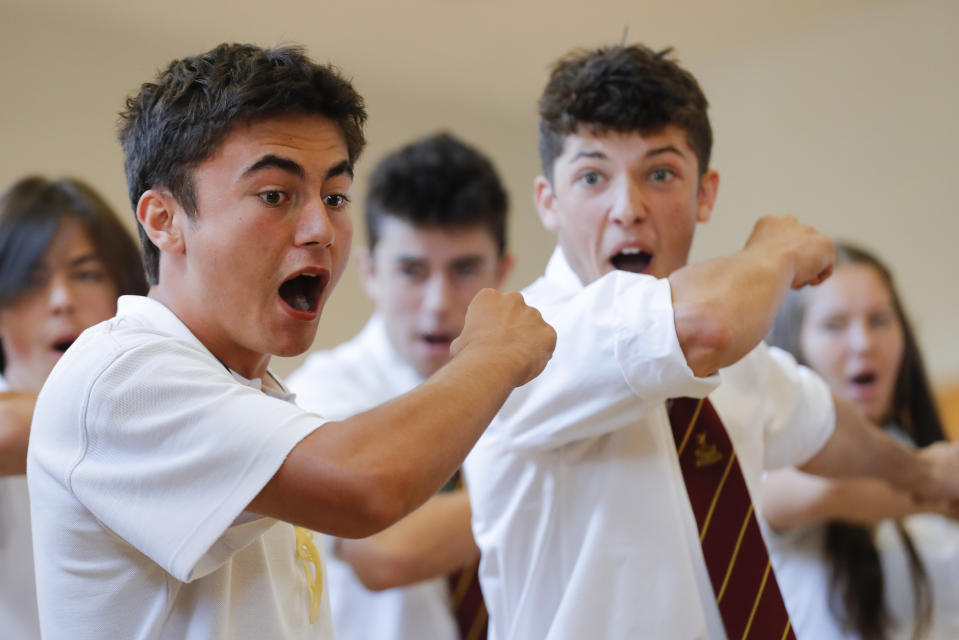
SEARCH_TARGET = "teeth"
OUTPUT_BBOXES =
[620,247,641,255]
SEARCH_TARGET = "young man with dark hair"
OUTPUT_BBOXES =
[288,132,511,640]
[26,44,554,640]
[463,43,959,639]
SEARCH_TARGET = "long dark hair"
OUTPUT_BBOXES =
[768,242,943,640]
[0,176,148,373]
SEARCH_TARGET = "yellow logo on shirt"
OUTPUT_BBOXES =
[294,526,323,624]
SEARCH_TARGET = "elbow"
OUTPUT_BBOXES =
[335,469,415,538]
[675,301,735,377]
[350,552,416,591]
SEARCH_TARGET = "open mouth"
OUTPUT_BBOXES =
[851,372,878,386]
[51,338,76,353]
[278,273,325,313]
[421,333,453,347]
[610,247,652,274]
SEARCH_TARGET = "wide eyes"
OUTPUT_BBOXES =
[258,190,288,206]
[649,168,673,182]
[323,194,351,209]
[579,171,603,186]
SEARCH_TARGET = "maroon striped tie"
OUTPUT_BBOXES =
[447,557,488,640]
[446,471,488,640]
[668,397,795,640]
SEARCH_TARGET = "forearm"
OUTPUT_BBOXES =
[0,392,36,476]
[799,395,926,492]
[252,345,524,537]
[763,467,922,531]
[670,243,795,375]
[336,490,478,591]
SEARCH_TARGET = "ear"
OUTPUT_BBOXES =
[493,251,516,289]
[136,189,186,255]
[696,169,720,223]
[534,175,560,232]
[355,245,378,300]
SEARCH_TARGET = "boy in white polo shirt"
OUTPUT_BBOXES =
[26,43,555,640]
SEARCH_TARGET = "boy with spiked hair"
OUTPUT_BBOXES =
[27,43,554,640]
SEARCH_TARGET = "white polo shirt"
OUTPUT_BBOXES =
[463,248,835,640]
[0,373,41,639]
[27,295,332,640]
[287,314,460,640]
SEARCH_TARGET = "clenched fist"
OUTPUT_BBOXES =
[451,289,557,388]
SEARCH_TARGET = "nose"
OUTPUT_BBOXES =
[847,320,874,353]
[48,272,76,316]
[422,274,454,318]
[610,178,646,227]
[295,198,335,248]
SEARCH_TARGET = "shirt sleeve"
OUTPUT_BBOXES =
[760,345,836,469]
[69,337,326,582]
[492,271,717,451]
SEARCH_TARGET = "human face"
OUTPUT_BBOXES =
[799,263,905,424]
[147,115,353,379]
[0,218,118,391]
[535,126,718,285]
[362,217,512,378]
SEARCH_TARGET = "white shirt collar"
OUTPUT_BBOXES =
[543,246,587,291]
[115,295,293,400]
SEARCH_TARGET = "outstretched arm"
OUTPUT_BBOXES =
[670,215,834,376]
[334,489,478,591]
[762,467,931,531]
[250,289,557,538]
[794,394,959,510]
[0,391,36,476]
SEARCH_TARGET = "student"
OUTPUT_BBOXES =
[0,175,148,639]
[288,131,511,640]
[26,43,555,640]
[462,43,959,639]
[764,242,959,639]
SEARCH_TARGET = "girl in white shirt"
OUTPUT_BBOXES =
[763,242,958,640]
[0,176,147,639]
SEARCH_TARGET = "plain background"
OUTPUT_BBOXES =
[3,0,957,413]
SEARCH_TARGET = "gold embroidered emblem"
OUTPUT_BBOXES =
[694,432,723,467]
[294,526,323,623]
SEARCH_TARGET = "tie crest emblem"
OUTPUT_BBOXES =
[694,431,723,467]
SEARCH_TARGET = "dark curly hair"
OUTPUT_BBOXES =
[537,44,712,183]
[0,176,148,372]
[118,42,368,284]
[768,242,940,640]
[365,132,508,255]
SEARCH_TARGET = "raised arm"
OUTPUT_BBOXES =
[250,289,556,538]
[0,391,36,475]
[670,215,834,376]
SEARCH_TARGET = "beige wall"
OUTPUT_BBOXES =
[2,0,956,382]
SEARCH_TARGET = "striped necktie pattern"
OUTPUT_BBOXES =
[668,397,796,640]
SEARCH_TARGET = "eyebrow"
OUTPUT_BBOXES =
[570,150,608,162]
[243,155,354,181]
[570,145,687,163]
[68,253,101,268]
[644,145,686,160]
[450,255,487,269]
